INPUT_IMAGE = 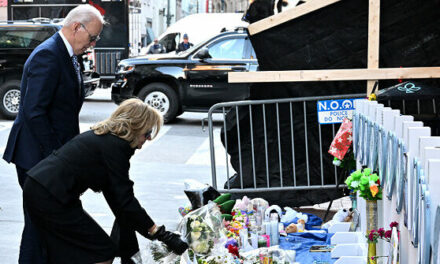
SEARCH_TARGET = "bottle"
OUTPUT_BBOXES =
[270,213,279,246]
[263,214,271,237]
[239,228,249,249]
[349,192,360,231]
[250,232,258,249]
[248,214,258,233]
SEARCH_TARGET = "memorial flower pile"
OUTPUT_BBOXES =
[225,209,249,241]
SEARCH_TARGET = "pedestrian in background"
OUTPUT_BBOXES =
[147,38,166,54]
[176,33,193,53]
[3,4,104,263]
[23,99,188,264]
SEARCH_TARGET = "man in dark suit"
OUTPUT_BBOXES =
[3,5,104,263]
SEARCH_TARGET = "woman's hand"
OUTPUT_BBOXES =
[149,225,188,255]
[148,224,158,235]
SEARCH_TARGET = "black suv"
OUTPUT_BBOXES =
[0,19,99,119]
[111,28,258,122]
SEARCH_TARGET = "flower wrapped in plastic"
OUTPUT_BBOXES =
[131,240,180,264]
[178,201,226,256]
[132,202,226,264]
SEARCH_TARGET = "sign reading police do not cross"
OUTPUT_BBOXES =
[317,98,361,124]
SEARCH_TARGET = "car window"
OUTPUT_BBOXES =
[207,37,245,60]
[0,27,55,49]
[159,33,178,53]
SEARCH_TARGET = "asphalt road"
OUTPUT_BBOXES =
[0,89,228,263]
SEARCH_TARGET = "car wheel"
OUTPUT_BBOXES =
[0,80,21,120]
[138,83,179,123]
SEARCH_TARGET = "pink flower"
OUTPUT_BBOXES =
[371,256,375,260]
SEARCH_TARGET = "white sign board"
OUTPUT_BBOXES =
[317,98,362,124]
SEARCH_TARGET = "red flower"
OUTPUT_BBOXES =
[377,179,380,186]
[384,230,392,239]
[390,221,399,229]
[227,244,239,257]
[377,228,385,237]
[368,231,376,241]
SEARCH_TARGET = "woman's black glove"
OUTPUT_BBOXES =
[150,225,188,255]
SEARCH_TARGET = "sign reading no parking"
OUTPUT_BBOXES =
[317,98,362,124]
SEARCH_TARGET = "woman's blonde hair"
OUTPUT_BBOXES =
[92,98,163,148]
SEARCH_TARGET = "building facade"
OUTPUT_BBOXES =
[0,0,7,20]
[130,0,177,56]
[210,0,248,13]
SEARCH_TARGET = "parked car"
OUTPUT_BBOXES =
[141,13,248,55]
[111,28,258,122]
[0,18,99,119]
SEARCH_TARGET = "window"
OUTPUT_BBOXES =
[159,33,178,53]
[0,27,54,48]
[208,38,245,60]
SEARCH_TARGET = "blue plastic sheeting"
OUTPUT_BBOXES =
[279,232,337,264]
[282,212,324,230]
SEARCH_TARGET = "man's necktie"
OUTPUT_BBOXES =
[71,55,81,84]
[71,55,82,96]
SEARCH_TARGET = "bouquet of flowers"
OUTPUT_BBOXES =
[366,221,399,243]
[178,201,226,256]
[345,168,382,200]
[225,209,249,241]
[131,240,181,264]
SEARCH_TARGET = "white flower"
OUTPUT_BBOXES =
[191,240,210,254]
[351,181,359,188]
[333,159,342,166]
[191,231,201,240]
[190,220,201,229]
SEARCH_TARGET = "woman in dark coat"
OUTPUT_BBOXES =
[23,98,188,264]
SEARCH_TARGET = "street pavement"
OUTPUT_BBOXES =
[0,89,350,263]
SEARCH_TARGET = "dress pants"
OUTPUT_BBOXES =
[16,166,46,264]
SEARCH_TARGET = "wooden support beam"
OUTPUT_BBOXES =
[228,67,440,83]
[367,0,381,95]
[248,0,341,36]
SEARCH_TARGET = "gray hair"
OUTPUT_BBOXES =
[63,5,106,27]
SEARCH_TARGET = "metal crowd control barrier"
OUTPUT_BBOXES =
[354,100,440,264]
[207,93,364,194]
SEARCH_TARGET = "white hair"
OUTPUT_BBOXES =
[63,5,106,27]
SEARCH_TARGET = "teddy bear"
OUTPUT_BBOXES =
[285,223,298,233]
[321,208,353,229]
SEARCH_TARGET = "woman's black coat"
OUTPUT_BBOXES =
[27,130,154,238]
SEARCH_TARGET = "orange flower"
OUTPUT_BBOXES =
[370,185,379,197]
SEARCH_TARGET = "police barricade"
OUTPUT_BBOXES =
[206,94,363,201]
[354,100,440,264]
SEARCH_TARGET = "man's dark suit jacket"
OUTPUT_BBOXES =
[3,32,84,170]
[176,41,193,53]
[27,130,155,238]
